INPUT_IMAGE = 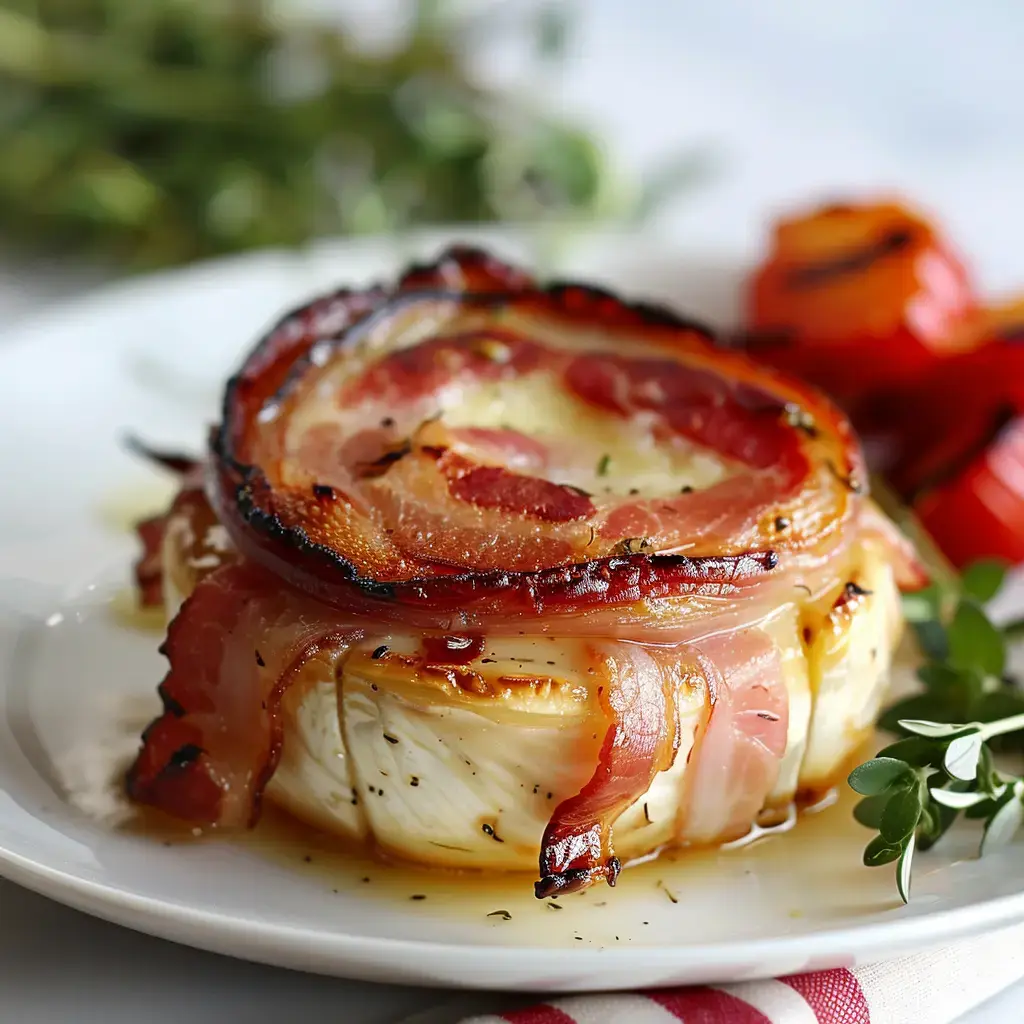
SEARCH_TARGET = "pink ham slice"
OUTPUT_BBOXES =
[680,628,790,845]
[536,640,680,897]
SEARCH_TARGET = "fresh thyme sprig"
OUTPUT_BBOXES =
[850,558,1024,902]
[0,1,713,270]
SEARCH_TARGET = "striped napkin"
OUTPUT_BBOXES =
[401,922,1024,1024]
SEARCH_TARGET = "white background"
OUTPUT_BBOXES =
[2,1,1024,1019]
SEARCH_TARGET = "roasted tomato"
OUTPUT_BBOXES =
[743,199,980,418]
[869,341,1024,568]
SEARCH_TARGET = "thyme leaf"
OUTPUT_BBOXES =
[851,557,1024,903]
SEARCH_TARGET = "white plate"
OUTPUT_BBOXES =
[2,228,1024,993]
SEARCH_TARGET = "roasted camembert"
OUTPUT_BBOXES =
[127,247,923,897]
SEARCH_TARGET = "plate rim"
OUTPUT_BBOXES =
[3,835,1024,988]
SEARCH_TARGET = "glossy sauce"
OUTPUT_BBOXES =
[96,480,181,535]
[122,753,864,929]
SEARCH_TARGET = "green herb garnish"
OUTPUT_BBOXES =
[0,2,710,270]
[596,454,611,477]
[850,557,1024,902]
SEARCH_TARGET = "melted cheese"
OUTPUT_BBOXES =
[441,372,733,498]
[264,543,903,869]
[269,635,706,869]
[800,542,904,789]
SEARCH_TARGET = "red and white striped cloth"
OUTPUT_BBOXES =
[401,922,1024,1024]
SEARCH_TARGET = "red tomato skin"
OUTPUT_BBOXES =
[745,199,979,417]
[913,418,1024,568]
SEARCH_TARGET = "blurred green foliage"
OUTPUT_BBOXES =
[0,0,623,269]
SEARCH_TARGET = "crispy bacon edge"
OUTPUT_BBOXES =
[207,245,801,616]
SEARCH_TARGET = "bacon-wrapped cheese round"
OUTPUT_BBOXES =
[127,247,921,898]
[743,199,979,419]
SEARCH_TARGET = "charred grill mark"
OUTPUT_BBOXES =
[311,483,336,499]
[785,227,914,289]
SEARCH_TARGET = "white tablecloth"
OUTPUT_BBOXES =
[3,2,1024,1019]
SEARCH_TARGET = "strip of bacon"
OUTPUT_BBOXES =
[127,562,361,827]
[128,442,202,608]
[536,642,680,897]
[679,632,790,845]
[134,514,167,608]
